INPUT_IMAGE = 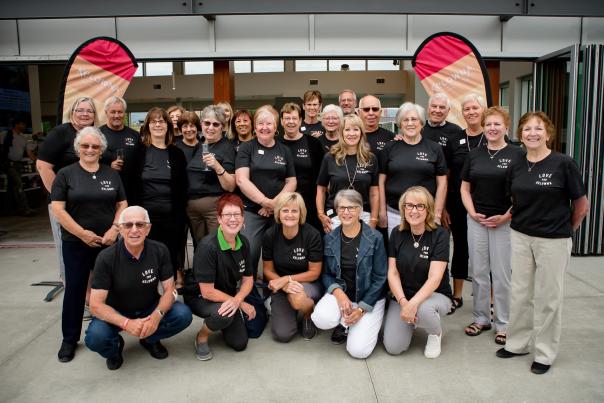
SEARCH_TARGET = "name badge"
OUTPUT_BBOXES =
[326,209,334,216]
[301,126,306,131]
[459,139,466,145]
[258,149,264,155]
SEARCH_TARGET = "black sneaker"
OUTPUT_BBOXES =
[301,318,317,340]
[139,339,168,359]
[496,348,529,359]
[58,341,76,362]
[330,324,348,345]
[106,335,125,370]
[530,361,550,375]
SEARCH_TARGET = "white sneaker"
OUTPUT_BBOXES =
[424,333,442,358]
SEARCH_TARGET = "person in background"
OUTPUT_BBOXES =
[338,89,357,116]
[383,186,452,359]
[300,90,325,138]
[167,105,185,138]
[217,101,234,139]
[263,192,323,342]
[311,189,387,359]
[496,112,589,375]
[357,94,394,153]
[319,105,344,154]
[229,109,254,153]
[51,126,127,362]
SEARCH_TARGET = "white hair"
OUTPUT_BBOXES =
[461,92,487,109]
[74,126,108,155]
[428,92,451,109]
[118,206,150,224]
[396,102,426,127]
[103,96,127,112]
[322,104,344,121]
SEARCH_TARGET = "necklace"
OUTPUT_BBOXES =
[341,230,360,244]
[91,171,97,180]
[526,159,537,172]
[487,147,502,160]
[343,156,359,190]
[466,132,484,152]
[411,231,424,248]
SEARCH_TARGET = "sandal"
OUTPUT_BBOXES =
[495,332,506,345]
[447,297,463,315]
[464,322,492,336]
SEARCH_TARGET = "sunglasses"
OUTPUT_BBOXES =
[361,107,380,113]
[203,121,222,128]
[119,221,149,229]
[79,143,101,150]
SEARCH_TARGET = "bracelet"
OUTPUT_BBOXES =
[122,318,129,330]
[369,217,378,222]
[357,307,364,315]
[217,169,226,176]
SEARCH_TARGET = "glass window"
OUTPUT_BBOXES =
[129,112,147,133]
[520,75,533,116]
[145,62,173,76]
[329,60,365,71]
[295,60,327,72]
[184,61,213,75]
[253,60,284,73]
[367,60,400,71]
[234,61,252,73]
[499,82,509,111]
[133,66,143,77]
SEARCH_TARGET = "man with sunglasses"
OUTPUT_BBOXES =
[85,206,192,370]
[358,95,394,153]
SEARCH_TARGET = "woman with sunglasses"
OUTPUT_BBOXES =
[229,109,254,153]
[51,126,127,362]
[186,105,236,245]
[316,114,379,234]
[311,189,387,358]
[131,107,188,281]
[383,186,452,359]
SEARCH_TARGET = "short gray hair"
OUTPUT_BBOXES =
[396,102,425,127]
[461,92,487,109]
[103,96,127,112]
[118,206,150,224]
[74,126,108,155]
[428,92,451,109]
[322,104,344,121]
[338,89,357,102]
[334,189,363,210]
[201,105,227,126]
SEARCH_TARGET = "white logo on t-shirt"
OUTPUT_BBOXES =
[125,137,135,146]
[419,245,430,260]
[416,152,429,162]
[296,148,309,159]
[274,155,286,165]
[496,158,511,169]
[376,141,386,150]
[292,247,306,261]
[141,267,157,284]
[238,259,246,273]
[536,173,553,186]
[100,180,115,191]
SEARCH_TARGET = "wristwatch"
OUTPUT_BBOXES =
[155,308,164,318]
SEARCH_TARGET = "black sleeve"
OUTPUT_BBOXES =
[378,143,390,174]
[306,225,323,262]
[242,236,254,277]
[308,135,324,183]
[460,153,472,182]
[435,146,448,175]
[222,143,236,174]
[114,171,127,202]
[283,145,296,178]
[91,248,114,290]
[50,168,69,201]
[157,242,174,281]
[564,157,587,200]
[316,154,331,186]
[261,225,275,261]
[193,239,218,284]
[235,141,253,170]
[369,154,379,186]
[431,227,450,262]
[37,125,67,165]
[388,228,399,258]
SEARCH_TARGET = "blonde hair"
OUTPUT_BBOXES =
[398,186,437,231]
[330,114,373,167]
[274,192,307,225]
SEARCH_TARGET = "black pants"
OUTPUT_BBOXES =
[148,213,186,278]
[184,295,248,351]
[62,240,102,344]
[447,192,469,280]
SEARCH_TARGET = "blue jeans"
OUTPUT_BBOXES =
[85,302,192,358]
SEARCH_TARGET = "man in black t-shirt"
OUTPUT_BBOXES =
[421,92,462,151]
[85,206,192,370]
[358,95,394,153]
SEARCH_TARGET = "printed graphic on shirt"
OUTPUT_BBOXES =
[292,247,306,261]
[416,152,429,162]
[141,267,158,284]
[419,245,429,260]
[237,258,246,273]
[296,147,309,159]
[100,180,115,192]
[536,173,553,186]
[274,155,286,165]
[125,136,136,147]
[496,158,512,169]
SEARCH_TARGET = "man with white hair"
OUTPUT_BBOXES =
[338,89,357,116]
[85,206,192,370]
[421,92,461,149]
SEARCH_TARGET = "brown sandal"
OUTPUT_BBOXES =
[464,322,492,336]
[495,332,506,345]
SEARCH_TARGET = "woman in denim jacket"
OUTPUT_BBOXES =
[311,189,387,359]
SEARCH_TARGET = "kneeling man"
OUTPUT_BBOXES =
[85,206,192,370]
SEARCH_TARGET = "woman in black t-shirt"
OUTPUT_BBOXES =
[316,114,379,233]
[185,193,256,360]
[379,102,447,238]
[186,105,236,245]
[229,109,254,153]
[318,104,343,154]
[236,106,297,278]
[175,111,200,163]
[131,107,188,281]
[496,112,589,375]
[383,186,452,359]
[461,107,524,344]
[51,126,127,363]
[263,192,323,342]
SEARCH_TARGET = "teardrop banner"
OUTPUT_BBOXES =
[412,32,492,127]
[57,36,138,125]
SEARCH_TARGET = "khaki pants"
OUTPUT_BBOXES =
[186,196,219,245]
[506,229,572,365]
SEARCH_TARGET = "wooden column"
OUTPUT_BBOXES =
[486,61,500,106]
[213,61,235,105]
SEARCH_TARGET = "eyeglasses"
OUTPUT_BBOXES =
[361,107,380,113]
[119,221,149,229]
[74,108,94,114]
[337,205,360,213]
[203,121,222,128]
[221,212,242,219]
[403,203,426,212]
[79,143,101,150]
[150,119,166,125]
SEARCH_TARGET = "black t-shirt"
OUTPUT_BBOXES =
[447,129,486,193]
[379,137,447,209]
[421,121,461,149]
[389,226,452,301]
[340,232,361,301]
[99,124,140,166]
[507,151,586,238]
[174,137,198,163]
[365,127,394,154]
[141,145,172,215]
[300,122,325,138]
[235,138,296,212]
[187,137,235,199]
[317,134,339,154]
[51,163,126,242]
[461,144,524,217]
[37,123,79,172]
[317,153,378,214]
[262,223,322,276]
[92,239,173,316]
[278,134,323,202]
[193,232,253,296]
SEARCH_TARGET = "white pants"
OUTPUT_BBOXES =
[311,293,385,359]
[330,211,371,230]
[386,205,401,239]
[48,203,65,280]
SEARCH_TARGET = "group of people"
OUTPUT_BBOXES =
[36,88,588,375]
